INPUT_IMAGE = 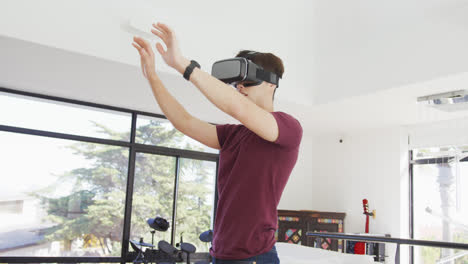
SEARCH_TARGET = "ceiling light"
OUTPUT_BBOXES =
[417,90,468,112]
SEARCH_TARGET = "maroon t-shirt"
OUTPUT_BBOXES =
[210,111,303,259]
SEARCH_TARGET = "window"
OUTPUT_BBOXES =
[0,200,23,214]
[130,153,176,244]
[136,115,218,153]
[0,131,128,256]
[0,92,132,141]
[0,132,128,256]
[0,89,218,262]
[175,159,217,251]
[129,156,217,249]
[411,146,468,264]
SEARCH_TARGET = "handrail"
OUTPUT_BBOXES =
[307,232,468,264]
[306,232,468,250]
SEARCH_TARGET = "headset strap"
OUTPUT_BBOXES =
[256,68,279,86]
[244,51,258,60]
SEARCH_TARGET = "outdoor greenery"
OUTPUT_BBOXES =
[420,233,468,264]
[32,119,215,256]
[415,158,468,264]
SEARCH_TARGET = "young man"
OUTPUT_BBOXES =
[132,22,302,263]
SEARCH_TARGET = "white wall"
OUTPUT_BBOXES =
[310,127,409,263]
[408,117,468,149]
[278,134,314,210]
[311,127,402,234]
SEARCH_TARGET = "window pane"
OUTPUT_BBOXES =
[413,155,468,263]
[136,115,219,154]
[0,92,132,141]
[130,153,176,245]
[175,159,216,251]
[0,131,128,257]
[413,146,468,160]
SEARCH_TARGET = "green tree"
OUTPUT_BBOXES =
[176,158,216,251]
[33,120,215,256]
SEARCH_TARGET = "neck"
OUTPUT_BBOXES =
[255,97,274,112]
[250,84,275,112]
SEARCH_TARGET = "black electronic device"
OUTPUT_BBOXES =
[130,238,153,264]
[199,230,213,243]
[147,216,170,231]
[130,239,155,248]
[211,54,279,87]
[158,240,178,255]
[129,216,210,264]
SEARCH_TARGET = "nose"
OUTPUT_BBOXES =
[235,83,245,91]
[236,85,248,96]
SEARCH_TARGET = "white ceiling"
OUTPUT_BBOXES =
[312,0,468,103]
[1,0,468,135]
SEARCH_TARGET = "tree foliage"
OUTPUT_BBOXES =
[33,120,215,255]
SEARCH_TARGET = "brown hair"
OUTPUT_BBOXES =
[236,50,284,101]
[235,50,284,80]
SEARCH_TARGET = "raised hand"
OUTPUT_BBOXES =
[151,22,189,74]
[132,36,157,80]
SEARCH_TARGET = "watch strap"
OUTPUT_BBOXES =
[183,60,201,81]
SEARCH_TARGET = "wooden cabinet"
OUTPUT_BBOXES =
[276,210,346,252]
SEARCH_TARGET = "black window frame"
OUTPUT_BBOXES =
[0,87,219,263]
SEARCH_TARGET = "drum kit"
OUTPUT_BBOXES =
[130,216,213,264]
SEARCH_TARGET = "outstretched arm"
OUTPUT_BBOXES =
[132,37,220,150]
[183,66,279,142]
[151,22,279,143]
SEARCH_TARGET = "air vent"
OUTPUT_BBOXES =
[417,90,468,112]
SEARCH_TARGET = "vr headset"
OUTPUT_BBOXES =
[211,52,280,87]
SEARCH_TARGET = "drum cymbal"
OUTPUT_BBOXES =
[130,239,154,248]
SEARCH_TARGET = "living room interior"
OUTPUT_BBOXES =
[1,1,468,263]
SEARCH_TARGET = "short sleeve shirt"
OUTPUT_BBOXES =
[210,111,303,259]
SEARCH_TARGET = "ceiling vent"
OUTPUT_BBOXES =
[417,90,468,112]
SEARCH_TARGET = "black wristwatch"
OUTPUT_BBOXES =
[183,60,201,80]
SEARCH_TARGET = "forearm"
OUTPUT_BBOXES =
[147,74,191,131]
[176,59,246,119]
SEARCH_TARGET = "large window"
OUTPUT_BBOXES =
[130,153,176,245]
[0,92,132,141]
[0,132,127,257]
[175,159,216,251]
[0,88,218,261]
[136,115,218,154]
[129,156,217,251]
[411,146,468,264]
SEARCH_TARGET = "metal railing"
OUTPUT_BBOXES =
[307,232,468,264]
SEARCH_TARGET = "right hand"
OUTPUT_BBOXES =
[132,36,157,80]
[151,22,189,74]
